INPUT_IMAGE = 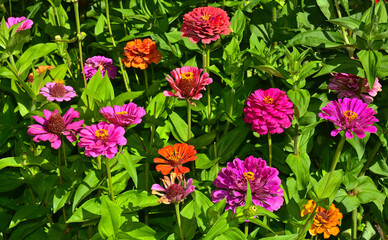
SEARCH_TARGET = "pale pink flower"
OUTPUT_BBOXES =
[6,17,33,31]
[39,79,77,102]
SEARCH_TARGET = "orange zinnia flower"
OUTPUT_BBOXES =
[301,200,343,239]
[122,38,161,70]
[154,143,197,176]
[28,65,55,83]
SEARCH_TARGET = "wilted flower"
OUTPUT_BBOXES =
[40,79,77,102]
[181,6,231,44]
[211,156,284,212]
[6,17,33,31]
[28,65,55,83]
[328,73,382,104]
[27,108,84,149]
[244,88,294,135]
[154,143,197,176]
[301,200,343,239]
[163,66,212,103]
[318,98,378,139]
[78,122,127,159]
[83,56,117,80]
[123,38,161,70]
[99,103,146,127]
[151,172,195,204]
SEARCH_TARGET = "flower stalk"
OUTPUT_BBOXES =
[105,157,115,202]
[352,207,357,240]
[268,133,272,167]
[202,44,211,131]
[175,203,184,240]
[187,100,192,143]
[72,1,87,89]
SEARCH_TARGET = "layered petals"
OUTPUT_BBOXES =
[40,79,77,102]
[100,103,146,127]
[6,16,33,31]
[83,56,117,80]
[123,38,161,69]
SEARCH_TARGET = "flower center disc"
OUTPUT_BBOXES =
[244,171,255,181]
[180,72,195,97]
[201,14,211,21]
[47,113,65,134]
[263,96,274,104]
[51,82,66,98]
[343,110,358,121]
[166,184,185,200]
[168,155,181,165]
[116,111,128,115]
[95,129,109,141]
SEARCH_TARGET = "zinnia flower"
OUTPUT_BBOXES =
[318,98,378,139]
[6,17,33,31]
[181,6,231,44]
[154,143,197,176]
[27,108,84,149]
[211,156,284,212]
[163,66,212,103]
[28,65,55,83]
[39,79,77,102]
[151,172,195,204]
[328,73,382,104]
[244,88,294,135]
[83,56,117,81]
[122,38,161,70]
[78,122,127,159]
[301,200,343,239]
[99,103,146,127]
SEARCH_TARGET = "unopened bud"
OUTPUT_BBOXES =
[244,205,258,218]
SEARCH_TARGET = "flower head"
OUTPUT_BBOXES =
[83,56,117,81]
[244,88,294,135]
[301,200,343,239]
[164,66,212,103]
[99,103,146,127]
[40,79,77,102]
[78,122,127,159]
[28,65,55,83]
[211,156,284,212]
[6,17,33,31]
[151,172,195,204]
[154,143,197,176]
[318,98,378,139]
[181,6,231,44]
[123,38,161,70]
[328,73,382,104]
[27,108,84,149]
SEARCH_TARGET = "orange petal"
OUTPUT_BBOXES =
[158,145,174,159]
[175,165,190,176]
[154,158,169,164]
[156,164,174,175]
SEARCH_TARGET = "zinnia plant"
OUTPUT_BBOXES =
[99,103,146,127]
[122,38,161,70]
[6,16,33,31]
[28,65,55,83]
[39,79,77,102]
[318,97,378,139]
[83,56,117,80]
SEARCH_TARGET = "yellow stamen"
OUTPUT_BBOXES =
[116,111,128,115]
[201,14,211,21]
[244,171,255,181]
[181,72,194,82]
[343,110,358,121]
[95,129,109,140]
[263,96,274,104]
[168,155,180,163]
[54,79,65,85]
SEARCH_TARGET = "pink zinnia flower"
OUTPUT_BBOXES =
[83,56,118,81]
[328,73,382,104]
[163,66,212,103]
[78,122,127,159]
[151,172,195,204]
[181,6,231,44]
[99,103,146,127]
[211,156,284,212]
[39,79,76,102]
[6,16,33,31]
[318,98,378,139]
[27,108,84,149]
[244,88,294,135]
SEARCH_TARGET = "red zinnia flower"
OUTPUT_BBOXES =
[122,38,161,70]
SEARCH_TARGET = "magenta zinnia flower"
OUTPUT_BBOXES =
[328,73,382,104]
[27,108,84,149]
[78,122,127,159]
[6,17,33,31]
[99,103,146,127]
[83,56,118,80]
[318,98,378,139]
[164,66,212,103]
[211,156,284,212]
[181,6,231,44]
[244,88,294,135]
[40,79,77,102]
[151,172,195,204]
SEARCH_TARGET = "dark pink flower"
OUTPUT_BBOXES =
[318,98,378,139]
[244,88,294,135]
[99,103,146,127]
[6,17,33,31]
[181,6,231,44]
[83,56,117,80]
[40,79,77,102]
[27,108,84,149]
[163,66,212,103]
[328,73,382,104]
[78,122,127,159]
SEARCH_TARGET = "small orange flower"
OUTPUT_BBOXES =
[122,38,161,70]
[28,65,55,83]
[154,143,197,176]
[301,200,343,239]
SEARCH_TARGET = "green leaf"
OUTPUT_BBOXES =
[67,198,102,223]
[119,222,158,239]
[203,210,238,240]
[230,9,246,40]
[169,111,192,143]
[116,190,159,212]
[192,190,213,232]
[346,132,370,160]
[98,197,123,239]
[287,89,310,118]
[287,31,344,48]
[112,91,144,106]
[0,171,24,192]
[15,43,57,76]
[72,170,102,211]
[248,217,274,233]
[0,157,22,170]
[213,227,246,240]
[356,176,386,204]
[311,170,343,208]
[328,17,363,35]
[335,189,360,213]
[357,50,382,90]
[286,153,310,191]
[53,187,72,213]
[192,132,216,149]
[95,14,106,35]
[315,56,362,77]
[254,65,288,79]
[217,126,249,162]
[259,234,299,240]
[117,150,139,188]
[9,205,49,229]
[195,154,218,169]
[316,0,336,20]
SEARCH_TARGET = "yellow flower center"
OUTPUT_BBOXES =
[54,79,65,85]
[181,72,194,82]
[263,96,274,104]
[168,155,180,163]
[116,111,128,115]
[201,14,211,21]
[343,110,358,121]
[95,129,109,141]
[244,171,255,181]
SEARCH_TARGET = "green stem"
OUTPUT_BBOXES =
[105,157,115,202]
[97,155,102,170]
[294,123,299,156]
[272,1,277,22]
[119,1,128,36]
[133,68,140,84]
[352,207,357,240]
[223,88,235,136]
[73,1,87,90]
[61,136,67,167]
[358,140,381,177]
[175,203,184,240]
[187,100,191,143]
[268,133,272,167]
[244,222,249,237]
[203,44,211,132]
[58,147,63,185]
[333,0,353,57]
[296,204,319,240]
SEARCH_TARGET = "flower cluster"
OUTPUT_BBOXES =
[40,79,77,102]
[83,56,117,80]
[123,38,161,70]
[6,16,33,31]
[28,65,55,83]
